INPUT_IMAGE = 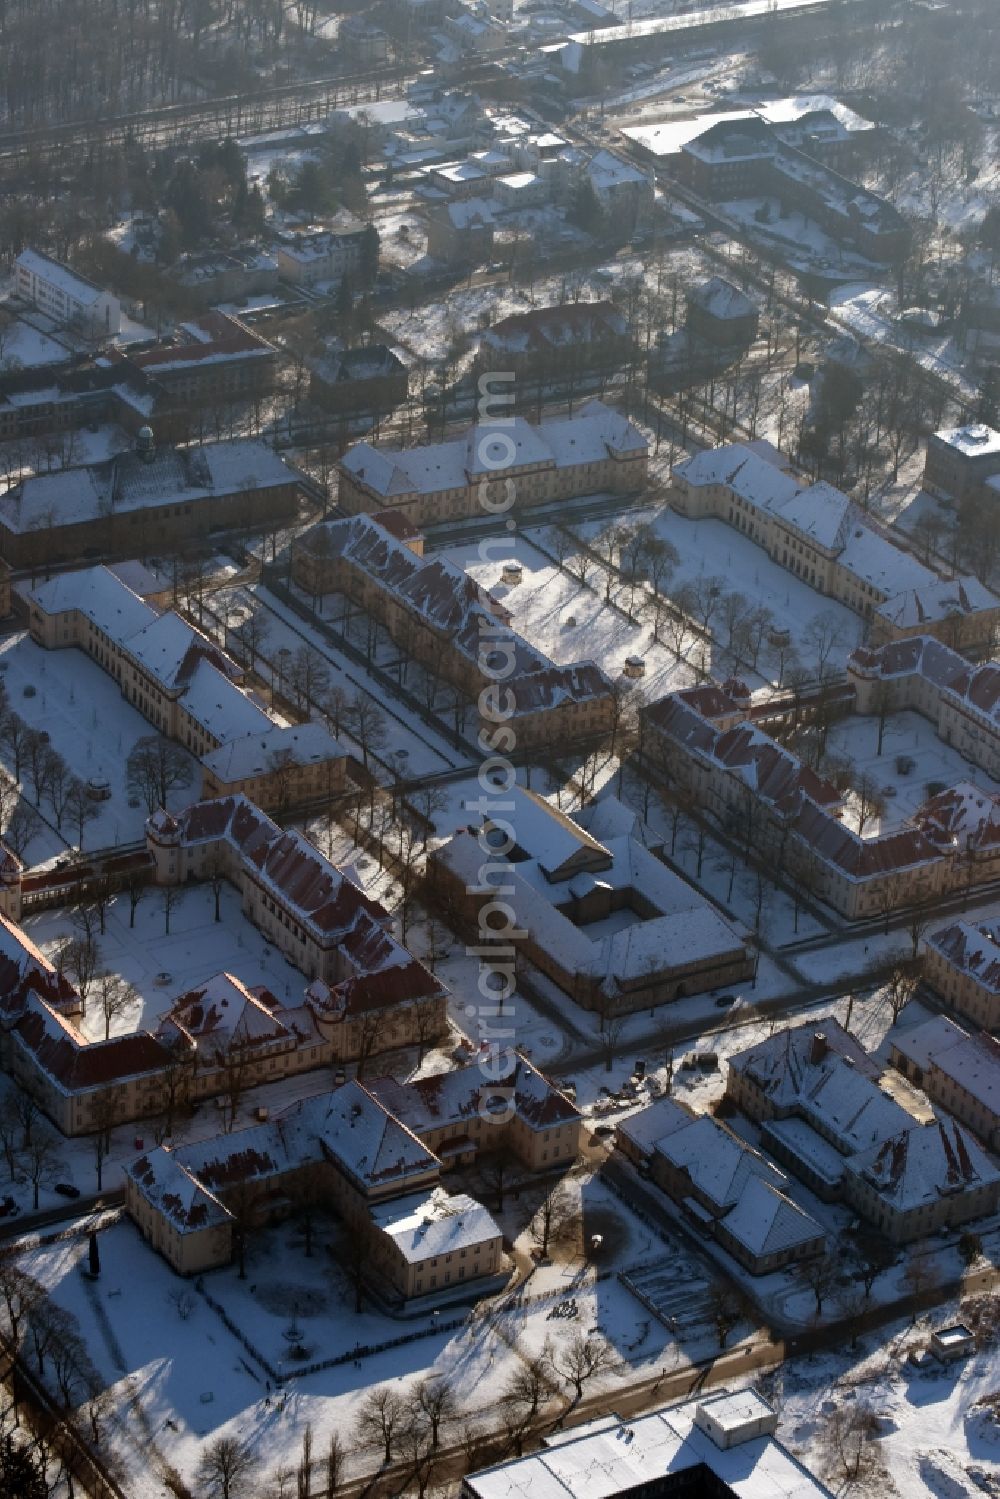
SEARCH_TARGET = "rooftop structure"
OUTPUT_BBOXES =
[430,789,753,1014]
[462,1390,834,1499]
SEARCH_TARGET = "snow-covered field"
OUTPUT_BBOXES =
[827,710,1000,837]
[21,881,303,1042]
[0,631,194,861]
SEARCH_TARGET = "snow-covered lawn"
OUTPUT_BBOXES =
[0,631,194,861]
[22,881,303,1041]
[442,528,700,702]
[780,1304,1000,1498]
[825,710,1000,837]
[0,315,71,367]
[216,581,465,778]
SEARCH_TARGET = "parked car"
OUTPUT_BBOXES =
[714,994,737,1008]
[53,1183,80,1199]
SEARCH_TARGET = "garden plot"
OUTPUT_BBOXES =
[721,197,882,279]
[824,710,1000,837]
[830,282,977,401]
[0,631,194,862]
[22,881,302,1041]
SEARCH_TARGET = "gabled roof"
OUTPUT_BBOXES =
[850,1117,1000,1209]
[719,1174,824,1257]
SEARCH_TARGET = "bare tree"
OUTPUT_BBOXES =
[23,1126,62,1210]
[802,610,850,680]
[4,803,41,860]
[795,1254,839,1317]
[65,779,99,850]
[550,1332,617,1402]
[596,985,629,1073]
[0,1261,44,1348]
[413,1376,456,1453]
[94,972,139,1041]
[60,932,100,1001]
[345,693,387,770]
[127,737,193,814]
[852,773,885,838]
[822,1402,881,1486]
[354,1385,411,1465]
[161,885,183,936]
[230,609,271,674]
[501,1349,554,1431]
[325,1434,346,1496]
[707,1284,745,1349]
[530,1182,576,1257]
[196,1436,259,1499]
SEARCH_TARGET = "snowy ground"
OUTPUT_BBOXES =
[826,710,1000,837]
[779,1303,1000,1498]
[22,881,303,1042]
[0,631,194,862]
[572,504,865,685]
[13,1155,746,1499]
[441,527,700,702]
[830,283,978,402]
[212,580,466,778]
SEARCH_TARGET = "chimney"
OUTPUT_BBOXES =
[810,1031,828,1065]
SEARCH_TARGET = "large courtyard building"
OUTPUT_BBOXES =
[27,563,347,812]
[671,444,1000,653]
[0,429,304,570]
[0,796,447,1135]
[336,400,648,528]
[125,1083,506,1299]
[291,511,614,750]
[429,788,754,1013]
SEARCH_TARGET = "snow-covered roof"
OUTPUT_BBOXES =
[718,1175,825,1258]
[675,443,937,596]
[2,437,296,532]
[848,1117,1000,1211]
[15,248,109,307]
[933,423,1000,459]
[465,1395,834,1499]
[201,721,347,782]
[893,1016,1000,1121]
[28,564,157,640]
[370,1186,501,1262]
[689,277,757,322]
[496,786,610,877]
[180,657,272,741]
[152,796,441,1014]
[436,826,746,992]
[340,399,646,498]
[368,1055,581,1137]
[925,920,1000,995]
[874,575,1000,630]
[655,1114,786,1212]
[615,1096,696,1157]
[158,972,292,1056]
